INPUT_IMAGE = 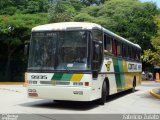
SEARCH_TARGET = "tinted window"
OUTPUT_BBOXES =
[93,30,103,42]
[113,39,117,56]
[116,40,122,56]
[28,31,91,71]
[122,43,128,58]
[104,35,113,55]
[135,49,141,61]
[131,47,135,59]
[128,46,131,58]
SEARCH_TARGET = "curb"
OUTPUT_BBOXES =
[0,82,24,85]
[141,80,152,83]
[155,80,160,83]
[150,88,160,99]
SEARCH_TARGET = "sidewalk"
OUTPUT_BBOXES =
[0,82,23,85]
[150,88,160,99]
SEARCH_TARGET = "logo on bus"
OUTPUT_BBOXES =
[128,63,141,71]
[105,61,112,71]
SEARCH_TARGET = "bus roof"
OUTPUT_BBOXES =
[32,22,101,31]
[32,22,141,49]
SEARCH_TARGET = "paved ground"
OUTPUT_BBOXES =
[0,81,160,114]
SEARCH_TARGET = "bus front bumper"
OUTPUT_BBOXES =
[27,86,96,101]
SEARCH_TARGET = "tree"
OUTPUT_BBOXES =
[0,13,48,81]
[0,0,50,15]
[80,0,108,6]
[0,0,50,81]
[48,0,84,23]
[24,0,49,13]
[74,0,158,50]
[142,15,160,66]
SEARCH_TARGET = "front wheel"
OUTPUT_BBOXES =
[98,81,107,105]
[132,78,136,92]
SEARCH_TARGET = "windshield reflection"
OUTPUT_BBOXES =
[28,31,91,71]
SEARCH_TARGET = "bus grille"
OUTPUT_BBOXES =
[40,81,70,85]
[40,81,52,84]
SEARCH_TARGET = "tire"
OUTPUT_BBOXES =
[98,81,107,105]
[53,100,60,103]
[132,78,136,92]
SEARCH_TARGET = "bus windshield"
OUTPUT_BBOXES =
[28,31,91,71]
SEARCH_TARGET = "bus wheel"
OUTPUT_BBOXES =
[53,100,59,103]
[132,77,136,92]
[98,81,107,105]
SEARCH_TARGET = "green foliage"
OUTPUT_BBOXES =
[0,0,50,81]
[0,13,48,33]
[74,0,158,50]
[0,13,48,81]
[0,0,159,81]
[80,0,108,6]
[0,13,48,54]
[0,0,49,15]
[142,49,160,66]
[142,15,160,66]
[48,0,84,23]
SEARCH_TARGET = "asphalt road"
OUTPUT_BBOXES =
[0,81,160,114]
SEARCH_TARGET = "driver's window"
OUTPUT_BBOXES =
[92,41,103,70]
[92,29,103,70]
[93,30,103,42]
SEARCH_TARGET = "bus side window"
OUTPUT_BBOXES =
[132,47,135,59]
[116,40,122,57]
[104,35,113,55]
[126,45,128,58]
[107,37,113,54]
[122,43,128,58]
[113,39,117,57]
[136,49,141,61]
[104,35,107,50]
[128,46,131,59]
[135,49,138,61]
[122,43,125,57]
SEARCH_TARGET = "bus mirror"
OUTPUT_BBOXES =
[95,44,100,55]
[24,44,28,55]
[24,41,30,55]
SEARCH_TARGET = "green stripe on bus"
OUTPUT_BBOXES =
[113,58,124,91]
[61,74,72,81]
[118,60,125,89]
[51,73,63,80]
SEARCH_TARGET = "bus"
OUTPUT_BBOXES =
[26,22,142,105]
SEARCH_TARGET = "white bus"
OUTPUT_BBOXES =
[26,22,142,105]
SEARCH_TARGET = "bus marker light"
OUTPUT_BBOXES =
[85,82,89,86]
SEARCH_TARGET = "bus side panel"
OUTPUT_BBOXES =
[101,57,142,94]
[101,57,118,95]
